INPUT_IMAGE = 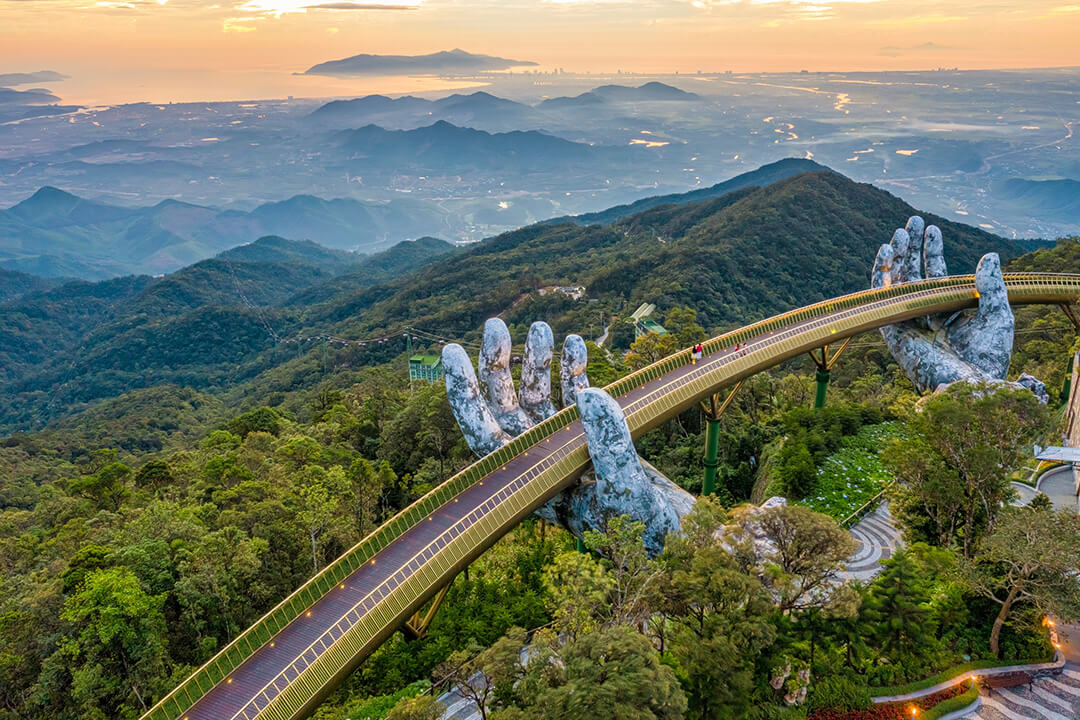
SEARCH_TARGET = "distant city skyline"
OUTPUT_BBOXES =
[1,0,1078,104]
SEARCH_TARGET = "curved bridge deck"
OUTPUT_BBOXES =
[144,273,1080,720]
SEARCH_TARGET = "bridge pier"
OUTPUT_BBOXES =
[814,368,830,409]
[402,584,450,641]
[808,338,852,409]
[701,382,742,496]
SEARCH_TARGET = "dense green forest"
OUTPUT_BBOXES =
[1,172,1077,720]
[0,170,1019,433]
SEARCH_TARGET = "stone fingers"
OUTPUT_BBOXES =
[887,229,911,284]
[871,243,895,289]
[479,318,534,436]
[922,225,947,278]
[947,252,1014,379]
[442,343,510,456]
[520,321,558,422]
[902,216,925,282]
[559,334,591,408]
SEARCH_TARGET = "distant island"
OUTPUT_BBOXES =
[303,48,538,76]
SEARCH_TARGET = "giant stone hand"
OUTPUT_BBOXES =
[443,318,694,555]
[871,217,1046,401]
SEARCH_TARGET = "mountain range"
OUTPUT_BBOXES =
[0,165,1024,433]
[1,154,830,281]
[0,186,452,278]
[309,83,704,130]
[538,82,701,109]
[333,121,613,173]
[0,234,455,429]
[303,48,537,76]
[552,157,835,226]
[311,91,539,130]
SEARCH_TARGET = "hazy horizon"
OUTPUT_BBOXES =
[3,0,1080,105]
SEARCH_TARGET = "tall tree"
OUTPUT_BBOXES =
[293,464,346,572]
[60,568,169,719]
[962,505,1080,656]
[864,548,936,668]
[750,504,858,613]
[660,501,777,720]
[69,461,132,512]
[583,516,662,627]
[542,551,614,641]
[884,382,1046,557]
[348,457,384,537]
[538,626,687,720]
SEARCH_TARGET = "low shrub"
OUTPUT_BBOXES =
[806,674,872,713]
[809,680,971,720]
[921,684,979,720]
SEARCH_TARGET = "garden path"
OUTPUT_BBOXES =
[844,502,902,582]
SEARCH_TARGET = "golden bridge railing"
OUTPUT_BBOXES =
[142,272,1080,720]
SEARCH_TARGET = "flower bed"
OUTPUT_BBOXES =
[799,423,901,521]
[809,680,973,720]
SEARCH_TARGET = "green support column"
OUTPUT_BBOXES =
[1062,353,1074,403]
[702,416,721,496]
[699,382,742,497]
[814,368,830,409]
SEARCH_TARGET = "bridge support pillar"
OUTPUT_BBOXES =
[814,368,830,409]
[807,337,852,410]
[703,417,721,496]
[402,584,450,641]
[1059,303,1080,333]
[700,381,743,496]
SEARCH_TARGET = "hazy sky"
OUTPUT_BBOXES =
[2,0,1078,104]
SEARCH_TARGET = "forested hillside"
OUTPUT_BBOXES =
[0,167,1075,720]
[0,236,454,430]
[0,171,1017,432]
[0,268,62,302]
[551,156,834,226]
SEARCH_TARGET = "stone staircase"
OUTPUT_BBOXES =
[974,665,1080,719]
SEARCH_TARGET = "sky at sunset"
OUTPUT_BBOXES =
[2,0,1078,104]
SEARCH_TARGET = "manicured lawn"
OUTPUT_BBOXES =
[799,423,902,521]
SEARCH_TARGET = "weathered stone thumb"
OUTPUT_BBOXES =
[871,243,895,289]
[948,252,1014,380]
[576,387,684,555]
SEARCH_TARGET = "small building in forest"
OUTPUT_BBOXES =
[409,354,444,383]
[629,302,668,338]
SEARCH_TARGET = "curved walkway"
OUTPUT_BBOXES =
[1012,465,1079,512]
[845,503,902,582]
[1036,466,1079,512]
